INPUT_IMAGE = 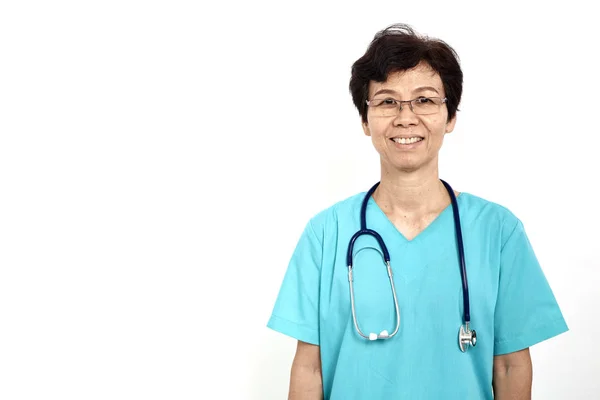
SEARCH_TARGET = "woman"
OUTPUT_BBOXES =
[267,23,567,399]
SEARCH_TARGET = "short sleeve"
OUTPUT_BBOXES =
[267,220,322,345]
[493,220,569,355]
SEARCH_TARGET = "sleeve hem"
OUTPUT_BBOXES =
[267,314,320,345]
[493,318,569,355]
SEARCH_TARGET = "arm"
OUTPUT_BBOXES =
[288,340,323,400]
[492,348,533,400]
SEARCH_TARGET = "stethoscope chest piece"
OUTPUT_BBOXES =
[458,323,477,352]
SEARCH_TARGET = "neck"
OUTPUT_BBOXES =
[374,159,449,215]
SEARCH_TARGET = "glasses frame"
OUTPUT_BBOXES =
[366,96,448,116]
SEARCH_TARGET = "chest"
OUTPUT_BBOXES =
[320,215,501,340]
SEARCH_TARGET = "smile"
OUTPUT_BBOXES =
[391,137,424,144]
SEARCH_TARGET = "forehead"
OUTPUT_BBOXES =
[369,63,444,97]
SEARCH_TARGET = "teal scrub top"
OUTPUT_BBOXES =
[267,190,568,399]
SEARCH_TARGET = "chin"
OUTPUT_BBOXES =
[385,160,421,173]
[396,164,422,173]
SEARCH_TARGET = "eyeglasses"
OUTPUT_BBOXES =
[366,96,448,116]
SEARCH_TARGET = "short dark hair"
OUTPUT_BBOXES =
[349,23,463,123]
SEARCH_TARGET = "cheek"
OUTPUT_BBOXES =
[425,118,448,136]
[368,118,391,137]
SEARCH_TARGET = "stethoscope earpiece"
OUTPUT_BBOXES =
[369,330,390,340]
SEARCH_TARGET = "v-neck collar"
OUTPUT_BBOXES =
[367,193,464,245]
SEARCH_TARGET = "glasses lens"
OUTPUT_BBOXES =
[370,98,398,117]
[412,98,442,115]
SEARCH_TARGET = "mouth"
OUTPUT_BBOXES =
[390,136,424,145]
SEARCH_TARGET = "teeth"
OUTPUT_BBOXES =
[393,137,423,144]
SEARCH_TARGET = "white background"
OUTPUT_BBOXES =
[1,1,598,399]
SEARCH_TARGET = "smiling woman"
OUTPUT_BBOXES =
[361,65,456,174]
[266,23,568,400]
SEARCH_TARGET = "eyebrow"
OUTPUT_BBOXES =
[372,86,441,97]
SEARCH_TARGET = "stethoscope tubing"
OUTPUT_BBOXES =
[346,179,472,336]
[441,179,471,323]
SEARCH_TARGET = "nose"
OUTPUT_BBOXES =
[393,102,419,127]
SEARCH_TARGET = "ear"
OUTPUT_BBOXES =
[444,115,457,134]
[362,120,371,137]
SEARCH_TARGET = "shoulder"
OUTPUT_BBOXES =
[459,191,524,244]
[304,191,366,238]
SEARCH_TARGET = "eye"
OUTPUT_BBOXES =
[371,98,398,107]
[415,97,433,104]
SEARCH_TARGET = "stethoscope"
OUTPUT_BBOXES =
[346,179,477,352]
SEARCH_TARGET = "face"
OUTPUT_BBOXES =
[362,62,456,173]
